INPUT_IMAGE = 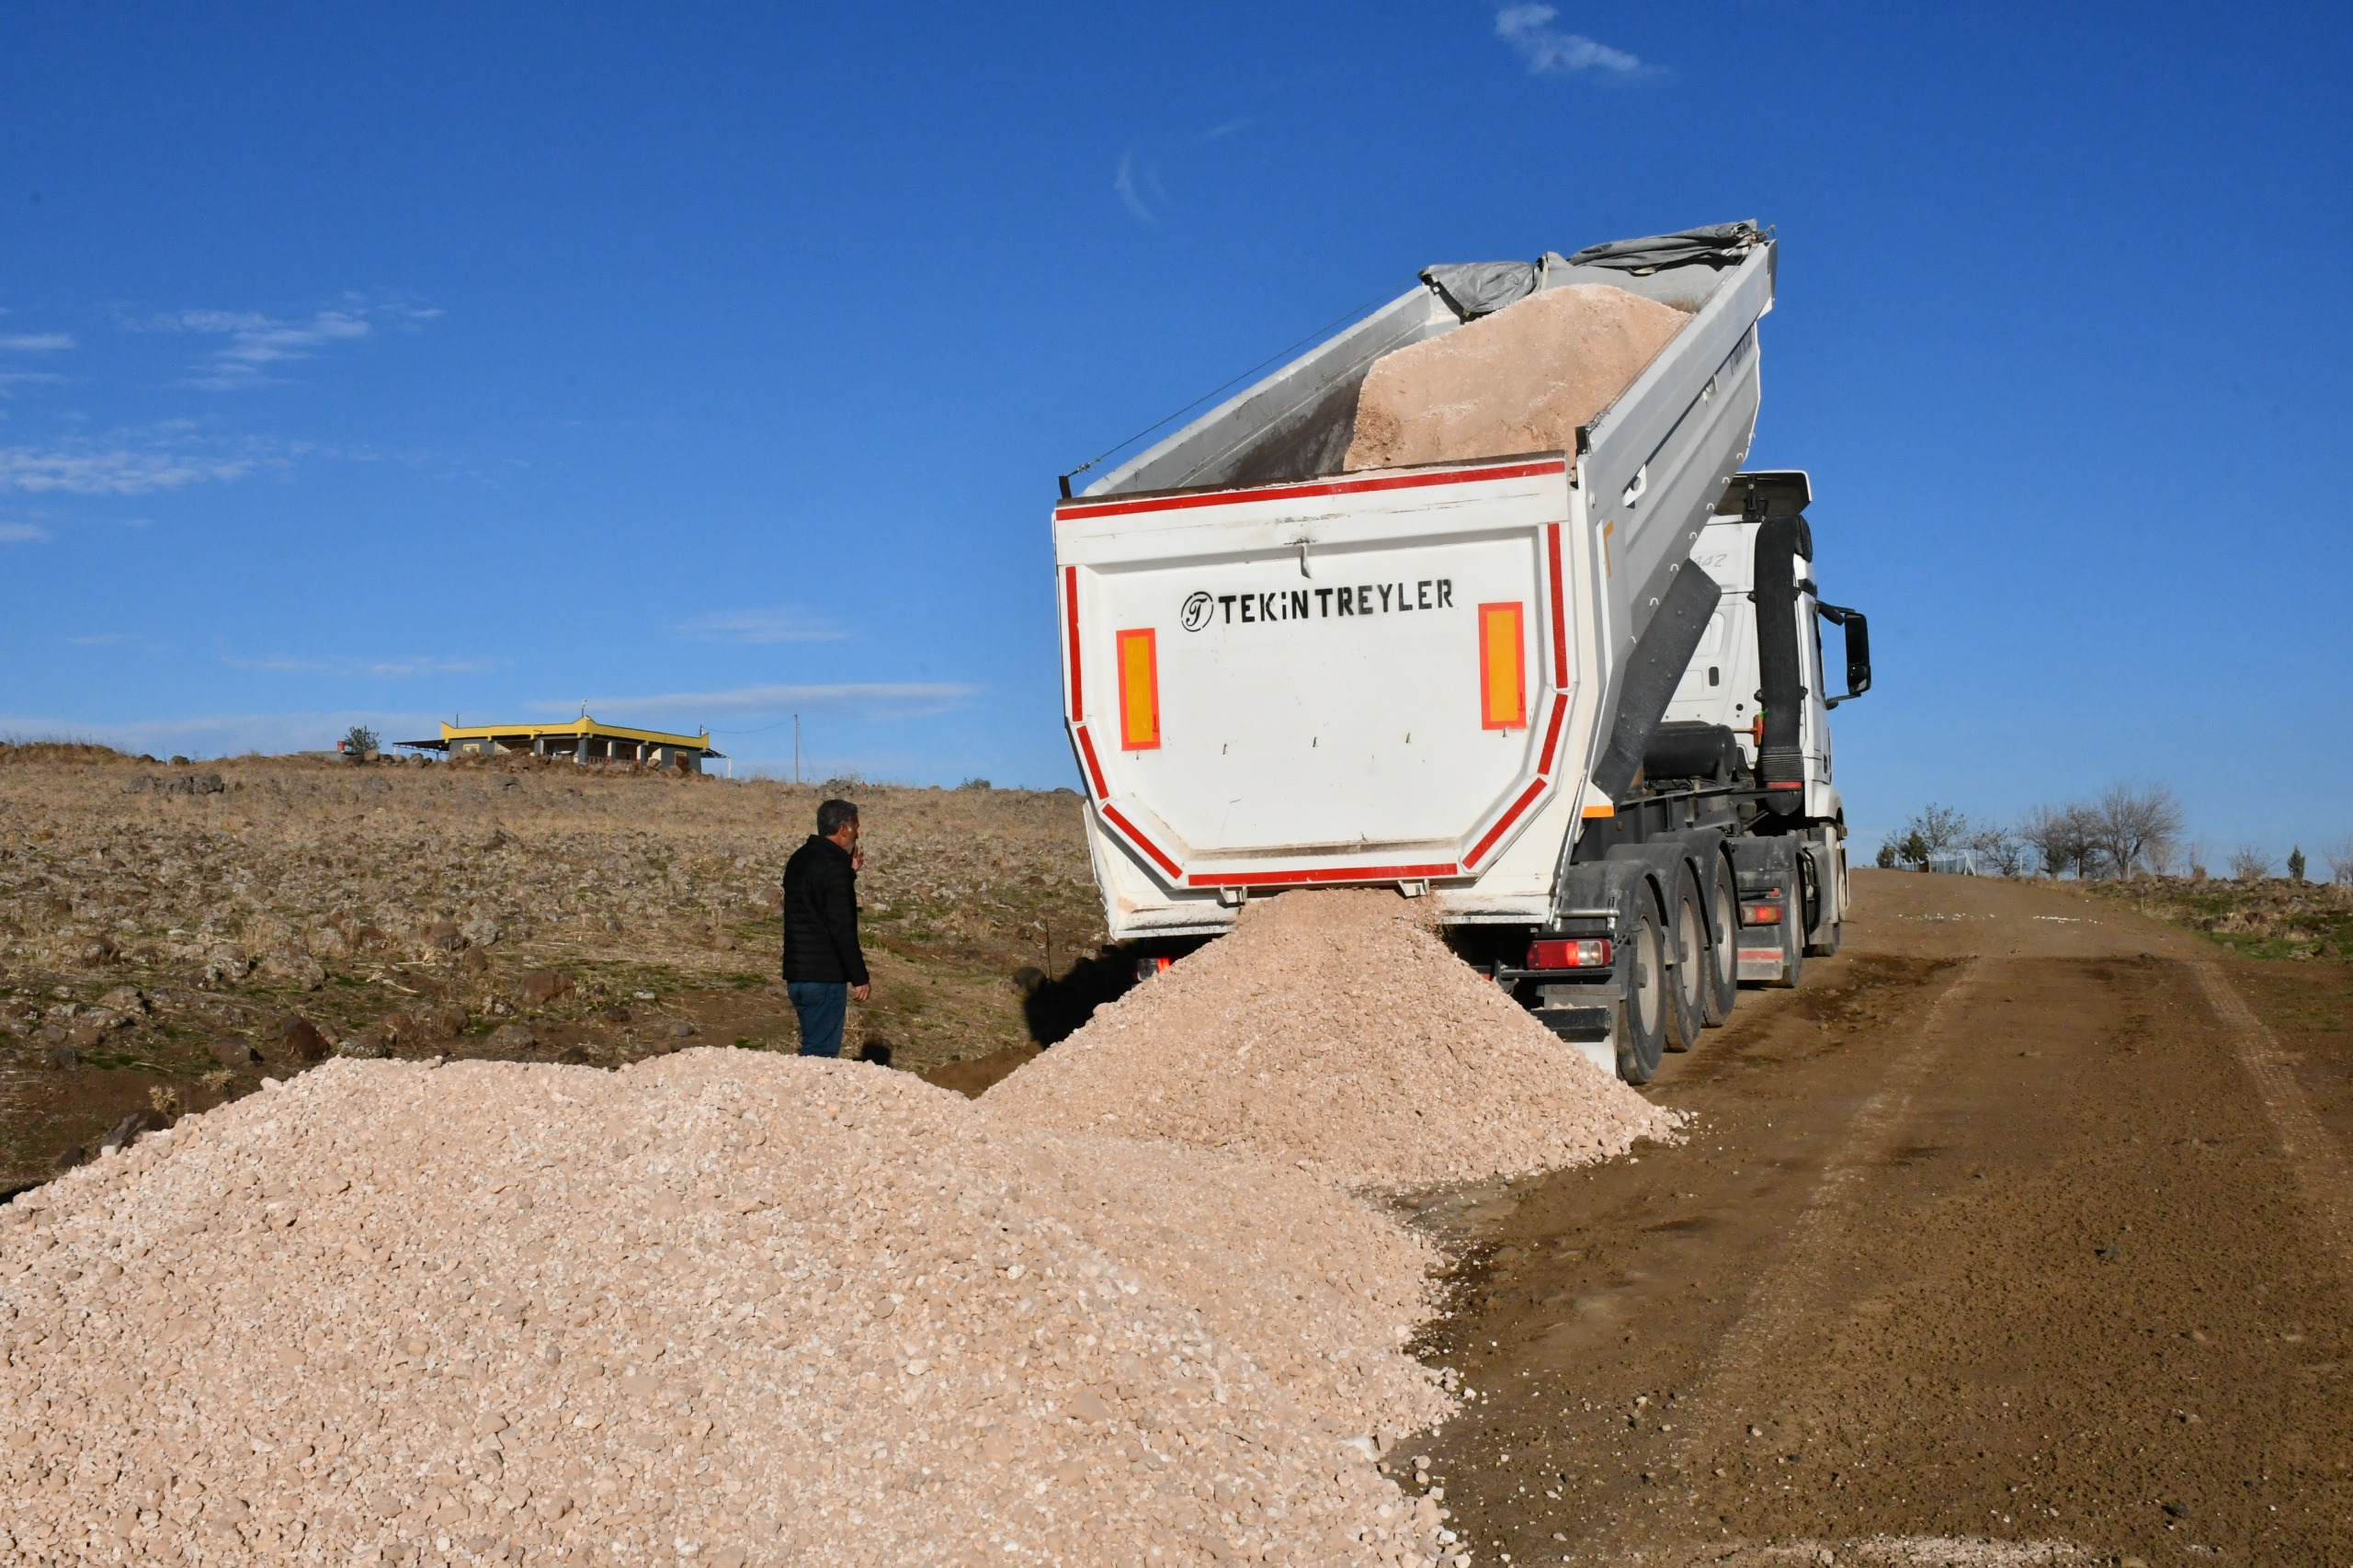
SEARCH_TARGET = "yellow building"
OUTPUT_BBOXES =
[399,715,722,771]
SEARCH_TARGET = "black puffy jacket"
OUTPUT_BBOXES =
[781,835,869,986]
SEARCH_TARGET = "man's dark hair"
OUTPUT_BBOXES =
[816,798,859,838]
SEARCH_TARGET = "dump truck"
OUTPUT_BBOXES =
[1049,222,1872,1083]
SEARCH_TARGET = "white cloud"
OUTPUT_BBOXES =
[0,522,49,542]
[1114,152,1160,223]
[0,333,75,353]
[0,431,277,494]
[673,608,846,645]
[226,653,491,678]
[134,299,441,390]
[1495,5,1643,76]
[554,682,982,724]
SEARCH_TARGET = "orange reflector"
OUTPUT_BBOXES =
[1478,602,1528,730]
[1116,628,1161,751]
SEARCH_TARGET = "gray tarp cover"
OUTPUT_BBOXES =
[1565,220,1761,273]
[1419,221,1763,318]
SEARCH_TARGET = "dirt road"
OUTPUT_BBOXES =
[1404,869,2353,1566]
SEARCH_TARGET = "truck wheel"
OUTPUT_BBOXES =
[1769,862,1806,990]
[1616,898,1667,1085]
[1701,857,1738,1027]
[1802,849,1840,958]
[1664,877,1707,1053]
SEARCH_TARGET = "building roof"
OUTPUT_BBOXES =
[397,715,724,757]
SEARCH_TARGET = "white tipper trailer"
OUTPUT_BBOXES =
[1048,223,1873,1083]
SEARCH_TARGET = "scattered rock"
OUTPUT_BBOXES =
[487,1023,538,1051]
[261,948,327,992]
[97,985,149,1017]
[98,1111,148,1153]
[42,1045,81,1070]
[278,1014,332,1062]
[519,970,574,1007]
[201,946,253,986]
[210,1037,262,1067]
[667,1019,698,1040]
[426,919,465,952]
[460,914,501,948]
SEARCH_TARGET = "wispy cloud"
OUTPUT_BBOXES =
[1203,118,1250,142]
[1494,5,1644,76]
[0,427,285,494]
[0,333,75,353]
[0,522,49,543]
[226,653,491,678]
[132,298,441,390]
[1114,152,1163,223]
[552,682,981,723]
[673,608,846,645]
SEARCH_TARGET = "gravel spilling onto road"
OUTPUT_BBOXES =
[986,890,1680,1188]
[0,1051,1456,1566]
[1343,283,1688,472]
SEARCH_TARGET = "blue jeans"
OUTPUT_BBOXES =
[789,982,848,1058]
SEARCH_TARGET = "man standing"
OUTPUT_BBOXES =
[782,798,870,1058]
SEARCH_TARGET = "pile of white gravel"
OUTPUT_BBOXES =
[986,890,1680,1188]
[0,1051,1456,1566]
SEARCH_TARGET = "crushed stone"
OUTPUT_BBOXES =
[0,1051,1457,1566]
[985,889,1681,1188]
[1343,282,1690,472]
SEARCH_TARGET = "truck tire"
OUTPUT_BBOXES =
[1700,855,1738,1027]
[1769,861,1806,990]
[1664,874,1707,1053]
[1616,896,1668,1085]
[1802,846,1841,958]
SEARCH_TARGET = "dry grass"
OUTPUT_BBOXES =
[0,750,1107,1185]
[2080,873,2353,960]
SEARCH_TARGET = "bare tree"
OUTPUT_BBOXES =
[2020,802,2101,880]
[1909,804,1970,866]
[2087,782,2184,879]
[2328,838,2353,887]
[1971,824,2029,877]
[2229,846,2272,881]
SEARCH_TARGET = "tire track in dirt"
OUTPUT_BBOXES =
[1678,958,1983,1432]
[2191,959,2353,1277]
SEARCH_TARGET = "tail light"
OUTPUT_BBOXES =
[1751,712,1766,747]
[1527,937,1611,970]
[1740,890,1784,926]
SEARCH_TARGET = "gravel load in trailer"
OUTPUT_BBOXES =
[0,1053,1458,1566]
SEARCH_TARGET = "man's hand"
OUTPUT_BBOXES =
[851,983,872,1003]
[849,846,865,873]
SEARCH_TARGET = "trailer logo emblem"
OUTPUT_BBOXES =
[1180,592,1215,632]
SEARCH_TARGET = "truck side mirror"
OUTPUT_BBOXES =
[1816,602,1870,707]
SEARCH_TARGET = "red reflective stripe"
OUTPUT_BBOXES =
[1545,523,1567,686]
[1074,723,1108,801]
[1101,804,1181,878]
[1063,565,1083,721]
[1464,776,1549,869]
[1054,459,1567,521]
[1766,781,1803,790]
[1540,692,1567,772]
[1185,861,1460,889]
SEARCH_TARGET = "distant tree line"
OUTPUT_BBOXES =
[1871,785,2353,884]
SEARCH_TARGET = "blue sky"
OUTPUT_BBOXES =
[3,3,2348,860]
